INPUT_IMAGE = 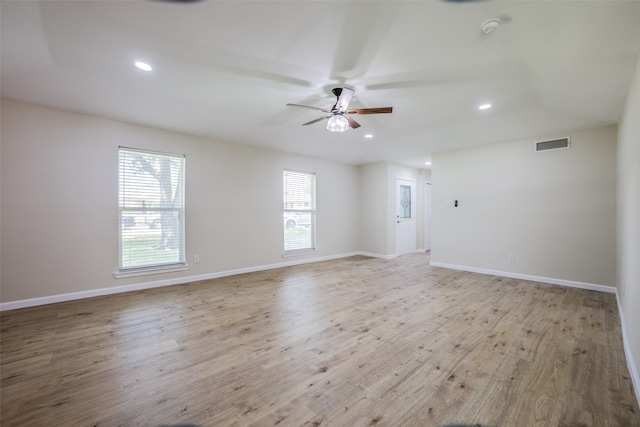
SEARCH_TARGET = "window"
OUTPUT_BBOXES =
[399,184,412,219]
[283,169,316,254]
[118,148,185,272]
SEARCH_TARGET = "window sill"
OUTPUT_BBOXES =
[114,264,189,279]
[282,249,317,258]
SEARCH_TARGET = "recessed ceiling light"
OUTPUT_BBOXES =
[425,161,431,166]
[134,61,152,72]
[481,19,501,34]
[478,103,492,110]
[364,134,373,139]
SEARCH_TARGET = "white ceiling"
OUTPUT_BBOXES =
[2,1,640,169]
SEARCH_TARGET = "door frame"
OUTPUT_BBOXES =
[424,181,432,252]
[395,177,416,256]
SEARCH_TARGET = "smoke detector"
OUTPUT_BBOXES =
[481,19,501,34]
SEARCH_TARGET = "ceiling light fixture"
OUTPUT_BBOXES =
[326,115,350,132]
[364,134,373,139]
[478,103,492,110]
[134,61,152,72]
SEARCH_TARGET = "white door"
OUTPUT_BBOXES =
[424,183,432,251]
[396,178,416,255]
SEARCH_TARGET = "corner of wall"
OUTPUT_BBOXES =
[616,51,640,410]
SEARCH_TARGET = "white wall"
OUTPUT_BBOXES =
[431,125,617,288]
[617,54,640,394]
[359,162,388,255]
[0,100,361,303]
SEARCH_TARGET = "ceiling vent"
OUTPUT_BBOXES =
[535,137,570,152]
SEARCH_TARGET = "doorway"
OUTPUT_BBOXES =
[395,178,416,255]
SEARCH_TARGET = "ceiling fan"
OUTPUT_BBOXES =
[287,88,393,132]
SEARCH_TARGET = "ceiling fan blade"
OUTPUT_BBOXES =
[334,88,355,112]
[287,103,331,113]
[344,115,361,129]
[302,115,332,126]
[348,107,393,115]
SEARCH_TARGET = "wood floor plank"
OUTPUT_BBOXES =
[1,253,638,426]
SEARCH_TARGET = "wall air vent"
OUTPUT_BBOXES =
[535,137,570,152]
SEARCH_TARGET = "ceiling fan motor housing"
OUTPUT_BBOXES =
[286,87,392,131]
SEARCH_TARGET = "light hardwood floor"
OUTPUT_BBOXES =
[1,253,638,426]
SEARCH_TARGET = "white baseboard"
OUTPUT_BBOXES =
[0,251,361,312]
[616,291,640,409]
[357,251,396,260]
[359,250,425,259]
[428,261,615,293]
[8,255,613,311]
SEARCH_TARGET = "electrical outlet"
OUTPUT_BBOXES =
[194,254,200,263]
[508,254,516,262]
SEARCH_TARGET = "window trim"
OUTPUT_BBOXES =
[113,264,189,279]
[283,169,317,256]
[117,147,186,276]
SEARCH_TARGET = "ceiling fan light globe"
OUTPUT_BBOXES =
[326,115,350,132]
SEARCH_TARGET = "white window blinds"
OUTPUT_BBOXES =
[283,169,316,254]
[118,148,185,271]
